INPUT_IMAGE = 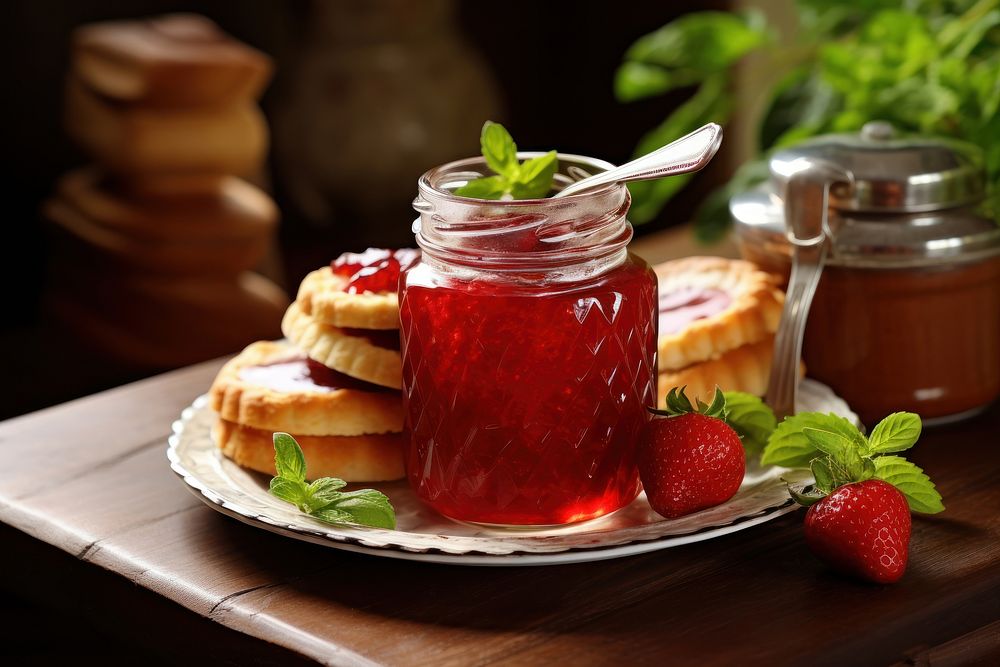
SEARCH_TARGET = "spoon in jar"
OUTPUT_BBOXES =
[552,123,724,198]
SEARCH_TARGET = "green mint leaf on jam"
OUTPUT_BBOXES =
[761,412,866,468]
[766,413,943,514]
[268,432,397,529]
[480,120,519,178]
[455,121,559,200]
[721,391,776,456]
[513,151,559,199]
[453,175,507,200]
[866,412,922,454]
[873,456,944,514]
[273,432,306,482]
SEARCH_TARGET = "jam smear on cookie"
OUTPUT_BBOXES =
[331,248,420,294]
[240,357,391,393]
[658,287,731,334]
[341,328,401,351]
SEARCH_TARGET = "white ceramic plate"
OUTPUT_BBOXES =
[167,379,856,566]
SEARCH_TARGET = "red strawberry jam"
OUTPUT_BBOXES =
[239,356,390,393]
[400,254,656,525]
[331,248,420,294]
[658,287,731,334]
[342,328,401,351]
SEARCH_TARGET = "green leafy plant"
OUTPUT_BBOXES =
[269,432,396,529]
[762,411,944,514]
[616,0,1000,240]
[454,121,558,199]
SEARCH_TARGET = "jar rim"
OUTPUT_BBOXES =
[417,151,624,205]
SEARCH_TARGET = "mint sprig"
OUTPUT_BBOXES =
[454,121,558,200]
[268,433,396,529]
[762,412,943,514]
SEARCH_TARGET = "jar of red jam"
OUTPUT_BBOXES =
[400,154,657,526]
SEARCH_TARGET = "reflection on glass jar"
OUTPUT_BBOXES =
[401,154,657,526]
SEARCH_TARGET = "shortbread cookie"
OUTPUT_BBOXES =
[297,268,400,329]
[655,257,784,372]
[658,338,776,403]
[296,249,419,329]
[213,418,405,482]
[73,14,272,107]
[282,301,402,389]
[209,340,403,436]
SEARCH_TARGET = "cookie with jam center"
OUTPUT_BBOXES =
[655,257,785,373]
[282,301,402,390]
[295,249,419,330]
[209,340,403,436]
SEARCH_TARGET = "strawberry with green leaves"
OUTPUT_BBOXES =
[640,387,775,518]
[762,411,944,583]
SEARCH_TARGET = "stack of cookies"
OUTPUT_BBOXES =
[43,14,287,369]
[209,250,415,481]
[654,257,787,402]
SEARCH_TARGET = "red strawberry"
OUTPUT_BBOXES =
[803,479,911,584]
[639,388,746,519]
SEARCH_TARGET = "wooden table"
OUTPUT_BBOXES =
[2,231,999,665]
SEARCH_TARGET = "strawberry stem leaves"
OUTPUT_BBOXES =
[655,386,777,456]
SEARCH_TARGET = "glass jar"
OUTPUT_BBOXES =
[401,153,657,526]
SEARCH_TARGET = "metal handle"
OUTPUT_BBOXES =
[766,158,854,421]
[553,123,723,198]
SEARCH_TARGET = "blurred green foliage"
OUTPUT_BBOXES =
[616,0,1000,241]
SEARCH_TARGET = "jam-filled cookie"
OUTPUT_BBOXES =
[281,301,402,389]
[658,337,775,402]
[213,418,404,482]
[296,249,419,330]
[655,257,784,372]
[209,340,403,436]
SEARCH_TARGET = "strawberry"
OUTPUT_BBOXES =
[639,387,746,519]
[765,411,945,584]
[803,479,911,584]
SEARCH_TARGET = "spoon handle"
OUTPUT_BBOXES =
[553,123,723,198]
[765,158,854,421]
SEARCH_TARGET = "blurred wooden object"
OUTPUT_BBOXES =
[42,14,287,373]
[64,78,268,177]
[72,13,272,108]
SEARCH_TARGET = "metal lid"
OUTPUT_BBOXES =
[769,121,985,213]
[730,189,1000,269]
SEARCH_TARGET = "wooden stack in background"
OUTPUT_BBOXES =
[43,14,288,370]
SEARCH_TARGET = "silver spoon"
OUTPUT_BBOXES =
[765,158,854,421]
[553,123,724,198]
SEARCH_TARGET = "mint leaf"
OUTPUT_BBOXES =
[454,122,558,201]
[480,121,519,179]
[873,456,944,514]
[762,412,865,467]
[454,175,508,200]
[802,426,854,460]
[867,412,922,454]
[810,458,836,494]
[273,432,306,482]
[722,391,776,456]
[305,477,347,512]
[267,433,397,529]
[311,507,355,524]
[514,150,558,199]
[269,477,308,507]
[329,489,396,529]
